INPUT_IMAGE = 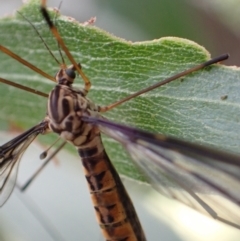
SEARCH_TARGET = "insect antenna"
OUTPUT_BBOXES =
[99,53,229,112]
[18,11,61,66]
[0,9,72,100]
[40,0,91,91]
[20,140,67,192]
[56,41,65,66]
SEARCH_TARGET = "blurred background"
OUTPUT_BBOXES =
[0,0,240,241]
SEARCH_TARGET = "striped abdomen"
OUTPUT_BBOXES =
[78,135,146,241]
[47,81,146,240]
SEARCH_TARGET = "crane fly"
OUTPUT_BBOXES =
[1,0,240,240]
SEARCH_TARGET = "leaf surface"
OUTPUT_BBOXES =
[0,0,239,180]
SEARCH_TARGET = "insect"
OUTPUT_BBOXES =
[0,0,240,240]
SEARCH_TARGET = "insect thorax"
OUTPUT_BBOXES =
[47,84,100,147]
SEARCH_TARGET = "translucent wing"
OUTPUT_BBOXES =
[0,122,47,206]
[83,116,240,229]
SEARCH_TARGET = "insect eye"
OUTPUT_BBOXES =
[65,68,76,79]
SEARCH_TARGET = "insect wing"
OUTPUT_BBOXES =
[84,116,240,229]
[0,123,47,206]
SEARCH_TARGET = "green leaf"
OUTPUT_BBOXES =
[0,0,239,181]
